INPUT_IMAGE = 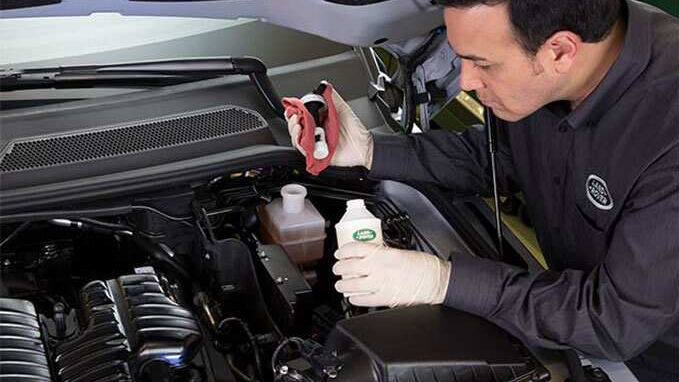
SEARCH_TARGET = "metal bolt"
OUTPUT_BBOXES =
[2,259,10,267]
[204,253,211,260]
[258,251,267,258]
[41,244,58,259]
[275,276,284,284]
[324,368,338,379]
[591,368,606,380]
[279,365,289,375]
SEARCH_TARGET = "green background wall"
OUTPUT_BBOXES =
[643,0,679,17]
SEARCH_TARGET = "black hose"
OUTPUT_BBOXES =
[0,221,31,248]
[218,317,264,381]
[131,235,191,280]
[77,217,133,232]
[0,205,193,227]
[129,205,194,227]
[227,354,255,382]
[270,337,305,374]
[40,216,190,280]
[0,206,133,223]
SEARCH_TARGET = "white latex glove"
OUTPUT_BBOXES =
[287,87,374,169]
[332,242,452,308]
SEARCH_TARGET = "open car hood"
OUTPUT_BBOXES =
[0,0,443,47]
[0,0,460,212]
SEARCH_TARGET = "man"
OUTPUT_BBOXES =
[286,0,679,380]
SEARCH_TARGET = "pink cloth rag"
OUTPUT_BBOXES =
[282,83,339,176]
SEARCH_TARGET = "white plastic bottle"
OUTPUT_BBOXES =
[335,199,383,248]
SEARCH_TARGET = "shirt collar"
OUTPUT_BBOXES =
[566,0,652,129]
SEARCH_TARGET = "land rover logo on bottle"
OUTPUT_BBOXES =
[586,174,613,210]
[353,229,377,242]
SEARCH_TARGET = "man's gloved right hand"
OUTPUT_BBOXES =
[332,242,452,308]
[287,87,374,169]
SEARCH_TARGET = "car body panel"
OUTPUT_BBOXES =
[0,49,389,214]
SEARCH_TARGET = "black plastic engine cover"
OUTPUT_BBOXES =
[325,305,549,382]
[53,269,202,382]
[0,298,52,381]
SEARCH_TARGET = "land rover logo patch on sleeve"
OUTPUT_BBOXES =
[586,174,614,210]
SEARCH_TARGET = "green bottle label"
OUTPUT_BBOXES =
[353,229,377,242]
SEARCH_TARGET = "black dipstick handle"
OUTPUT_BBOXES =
[301,83,329,159]
[305,100,325,126]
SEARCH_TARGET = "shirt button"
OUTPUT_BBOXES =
[553,176,561,185]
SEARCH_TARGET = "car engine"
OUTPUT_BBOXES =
[0,167,548,382]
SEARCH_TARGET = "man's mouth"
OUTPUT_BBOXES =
[478,97,496,108]
[475,93,494,106]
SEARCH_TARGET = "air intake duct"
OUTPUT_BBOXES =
[53,269,203,382]
[0,298,52,381]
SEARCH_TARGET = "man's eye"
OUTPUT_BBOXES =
[474,62,491,70]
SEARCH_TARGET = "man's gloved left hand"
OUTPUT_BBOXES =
[285,86,374,170]
[332,242,452,308]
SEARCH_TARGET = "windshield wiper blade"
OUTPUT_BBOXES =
[0,57,284,117]
[0,72,215,90]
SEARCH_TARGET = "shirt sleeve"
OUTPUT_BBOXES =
[444,145,679,361]
[369,124,519,196]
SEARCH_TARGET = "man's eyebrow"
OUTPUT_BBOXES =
[458,54,488,61]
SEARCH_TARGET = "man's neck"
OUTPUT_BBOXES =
[569,19,627,109]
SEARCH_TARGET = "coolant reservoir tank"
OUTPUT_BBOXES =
[258,184,326,264]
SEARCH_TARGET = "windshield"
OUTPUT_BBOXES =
[0,15,350,68]
[0,15,351,109]
[1,15,253,67]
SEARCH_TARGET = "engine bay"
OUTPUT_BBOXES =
[0,166,548,382]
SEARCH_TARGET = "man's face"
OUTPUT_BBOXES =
[444,4,558,121]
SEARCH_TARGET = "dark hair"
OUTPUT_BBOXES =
[433,0,621,55]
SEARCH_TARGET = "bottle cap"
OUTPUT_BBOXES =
[346,199,365,209]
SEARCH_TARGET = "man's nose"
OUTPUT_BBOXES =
[459,60,484,92]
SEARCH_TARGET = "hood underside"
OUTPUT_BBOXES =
[0,0,443,47]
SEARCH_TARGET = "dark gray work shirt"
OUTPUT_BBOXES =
[369,1,679,380]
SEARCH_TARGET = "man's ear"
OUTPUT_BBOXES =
[542,31,580,74]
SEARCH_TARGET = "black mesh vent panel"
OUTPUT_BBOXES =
[0,106,268,173]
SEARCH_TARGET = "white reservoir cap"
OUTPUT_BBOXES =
[281,184,307,214]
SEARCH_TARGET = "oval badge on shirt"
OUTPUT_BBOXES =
[586,174,614,210]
